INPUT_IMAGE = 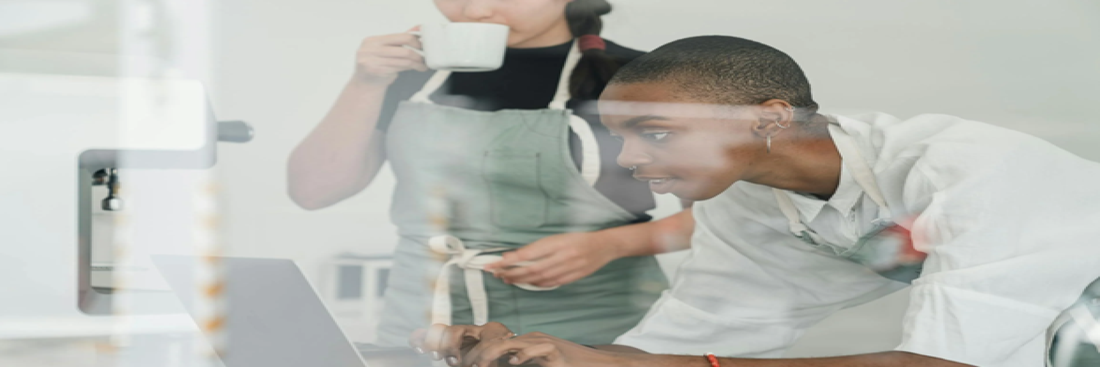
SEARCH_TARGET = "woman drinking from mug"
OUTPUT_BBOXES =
[288,0,694,348]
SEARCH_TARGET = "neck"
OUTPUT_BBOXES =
[510,20,574,48]
[745,115,842,198]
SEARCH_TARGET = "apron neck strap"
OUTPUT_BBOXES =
[409,40,583,111]
[409,69,451,104]
[548,41,583,110]
[773,121,893,238]
[773,188,817,241]
[827,123,891,213]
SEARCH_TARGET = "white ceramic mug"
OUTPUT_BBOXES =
[414,23,509,72]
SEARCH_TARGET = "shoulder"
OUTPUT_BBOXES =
[835,112,1066,176]
[878,114,1077,185]
[602,39,647,62]
[839,112,1099,213]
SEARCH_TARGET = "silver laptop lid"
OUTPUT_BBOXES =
[153,255,368,367]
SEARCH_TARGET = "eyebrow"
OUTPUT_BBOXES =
[622,115,670,128]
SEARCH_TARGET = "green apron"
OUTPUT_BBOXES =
[374,41,667,347]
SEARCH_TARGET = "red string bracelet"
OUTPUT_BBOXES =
[705,353,721,367]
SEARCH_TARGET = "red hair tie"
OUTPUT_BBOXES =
[578,34,606,51]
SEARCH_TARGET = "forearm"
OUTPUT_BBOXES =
[593,345,649,354]
[598,209,695,258]
[623,351,969,367]
[288,79,389,209]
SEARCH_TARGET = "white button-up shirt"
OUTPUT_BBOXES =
[615,112,1100,366]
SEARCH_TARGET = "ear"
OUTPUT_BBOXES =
[751,99,795,138]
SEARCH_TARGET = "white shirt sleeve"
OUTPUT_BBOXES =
[615,184,903,357]
[893,129,1100,366]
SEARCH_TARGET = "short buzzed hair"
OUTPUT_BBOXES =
[610,36,818,116]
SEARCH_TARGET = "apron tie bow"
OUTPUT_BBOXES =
[429,235,558,326]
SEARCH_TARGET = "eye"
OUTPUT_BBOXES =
[642,132,670,142]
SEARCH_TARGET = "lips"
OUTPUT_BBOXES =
[635,175,678,195]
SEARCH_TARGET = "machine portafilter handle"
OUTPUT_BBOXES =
[217,120,254,143]
[99,168,122,211]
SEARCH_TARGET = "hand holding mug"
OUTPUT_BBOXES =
[353,23,509,86]
[353,27,429,86]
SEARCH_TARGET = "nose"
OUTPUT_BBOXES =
[616,139,654,170]
[463,0,494,21]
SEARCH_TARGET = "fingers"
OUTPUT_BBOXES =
[414,322,516,366]
[491,249,556,279]
[476,321,516,341]
[528,266,577,288]
[362,57,421,70]
[467,336,562,367]
[489,236,567,270]
[485,249,534,272]
[462,331,518,367]
[424,323,450,360]
[370,57,427,71]
[358,44,424,69]
[369,46,423,60]
[497,255,575,286]
[492,262,535,283]
[365,32,422,49]
[525,259,575,285]
[440,326,474,366]
[408,328,428,354]
[545,271,587,288]
[355,55,427,78]
[509,343,559,366]
[465,338,521,367]
[354,32,427,79]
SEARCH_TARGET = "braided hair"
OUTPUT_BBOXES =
[565,0,626,101]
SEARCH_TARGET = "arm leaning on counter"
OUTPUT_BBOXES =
[410,323,969,367]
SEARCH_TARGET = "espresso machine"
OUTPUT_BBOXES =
[0,72,251,363]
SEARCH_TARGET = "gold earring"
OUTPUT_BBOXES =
[766,133,772,154]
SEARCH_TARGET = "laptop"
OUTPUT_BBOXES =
[152,256,426,367]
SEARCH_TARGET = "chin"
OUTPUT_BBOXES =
[506,34,530,47]
[670,181,727,202]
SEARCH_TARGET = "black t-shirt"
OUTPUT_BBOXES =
[376,39,654,221]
